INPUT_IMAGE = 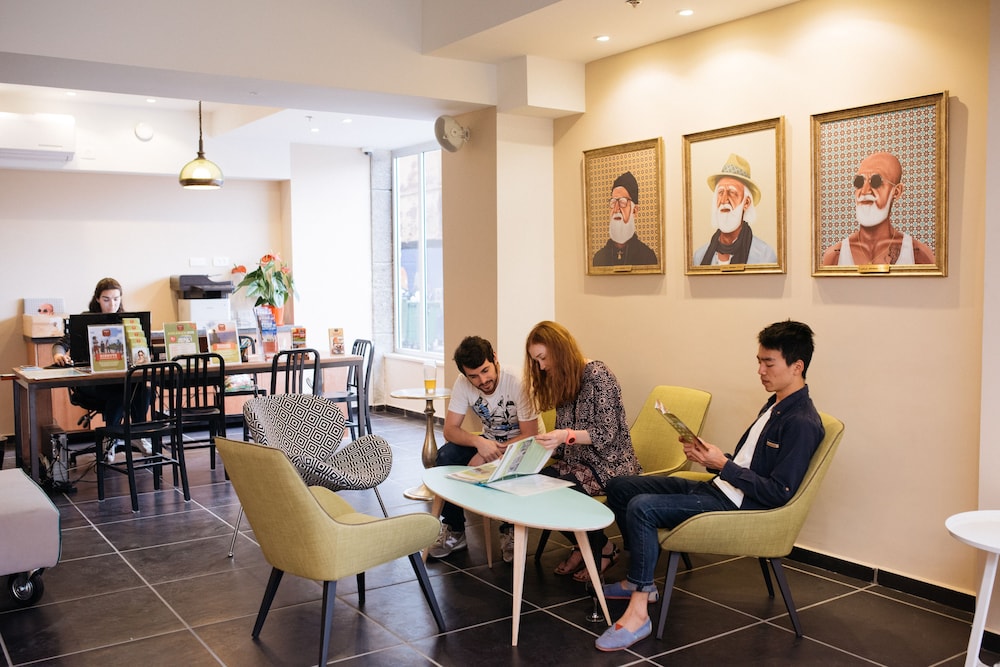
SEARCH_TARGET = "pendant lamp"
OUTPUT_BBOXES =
[179,101,223,189]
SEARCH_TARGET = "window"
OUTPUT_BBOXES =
[393,147,443,356]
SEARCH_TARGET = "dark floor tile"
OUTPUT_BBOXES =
[154,563,324,628]
[96,507,232,551]
[57,525,116,560]
[121,534,268,584]
[648,622,874,666]
[196,599,405,666]
[0,588,183,664]
[14,553,144,606]
[410,608,636,666]
[28,629,220,666]
[787,587,972,665]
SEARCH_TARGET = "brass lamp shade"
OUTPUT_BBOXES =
[179,154,223,189]
[179,101,223,190]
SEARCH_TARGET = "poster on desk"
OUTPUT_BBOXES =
[163,321,199,360]
[87,324,127,372]
[207,321,241,365]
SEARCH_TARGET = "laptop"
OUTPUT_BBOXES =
[66,311,152,368]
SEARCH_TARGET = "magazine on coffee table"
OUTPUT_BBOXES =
[447,437,573,495]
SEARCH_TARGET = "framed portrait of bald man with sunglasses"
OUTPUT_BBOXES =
[584,138,664,276]
[812,92,948,276]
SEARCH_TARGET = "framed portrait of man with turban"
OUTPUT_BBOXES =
[584,138,664,276]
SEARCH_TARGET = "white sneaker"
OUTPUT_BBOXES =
[135,439,152,455]
[104,438,120,464]
[428,523,467,559]
[500,525,515,564]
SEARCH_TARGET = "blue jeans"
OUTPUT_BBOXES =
[605,475,737,592]
[435,442,476,530]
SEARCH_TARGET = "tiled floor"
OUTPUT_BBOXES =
[0,411,996,666]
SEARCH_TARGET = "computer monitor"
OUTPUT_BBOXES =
[67,311,152,367]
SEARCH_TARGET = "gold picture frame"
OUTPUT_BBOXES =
[683,117,786,275]
[584,138,664,275]
[811,92,948,276]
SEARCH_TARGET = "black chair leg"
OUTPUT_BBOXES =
[357,572,365,606]
[655,551,682,640]
[758,557,775,598]
[682,552,693,570]
[373,487,388,518]
[318,580,337,667]
[252,567,284,638]
[534,528,552,563]
[122,442,140,512]
[408,552,446,632]
[768,558,803,637]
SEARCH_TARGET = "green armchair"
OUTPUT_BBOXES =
[215,437,445,666]
[655,412,845,639]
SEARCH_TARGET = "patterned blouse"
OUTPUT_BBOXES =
[552,360,641,492]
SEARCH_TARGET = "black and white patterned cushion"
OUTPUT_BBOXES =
[243,394,392,491]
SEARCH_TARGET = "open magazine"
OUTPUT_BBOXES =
[654,399,702,443]
[446,436,574,495]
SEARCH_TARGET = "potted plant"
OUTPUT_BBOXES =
[233,254,296,325]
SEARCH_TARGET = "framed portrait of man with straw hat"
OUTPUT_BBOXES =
[684,117,786,275]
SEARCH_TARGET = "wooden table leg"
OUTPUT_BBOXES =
[511,523,529,645]
[575,531,611,626]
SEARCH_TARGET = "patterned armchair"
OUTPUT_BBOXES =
[227,394,392,557]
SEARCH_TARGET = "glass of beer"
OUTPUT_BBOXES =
[423,361,437,394]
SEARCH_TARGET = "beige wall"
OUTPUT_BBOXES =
[551,0,988,593]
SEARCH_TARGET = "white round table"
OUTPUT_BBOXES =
[946,510,1000,667]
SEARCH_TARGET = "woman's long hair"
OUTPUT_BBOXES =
[87,277,124,313]
[523,320,587,412]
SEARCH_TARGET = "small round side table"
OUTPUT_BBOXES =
[390,387,451,501]
[946,510,1000,667]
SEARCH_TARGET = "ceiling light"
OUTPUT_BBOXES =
[178,101,223,190]
[678,9,694,16]
[146,98,156,104]
[341,118,353,124]
[65,91,76,97]
[595,35,610,42]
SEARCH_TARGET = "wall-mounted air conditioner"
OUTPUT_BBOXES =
[0,113,76,161]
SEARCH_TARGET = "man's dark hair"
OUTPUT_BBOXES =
[758,320,814,379]
[453,335,495,373]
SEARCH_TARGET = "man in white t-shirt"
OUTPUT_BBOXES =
[428,336,539,562]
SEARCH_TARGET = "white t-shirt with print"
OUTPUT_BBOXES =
[447,370,537,443]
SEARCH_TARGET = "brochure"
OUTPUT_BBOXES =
[447,437,554,488]
[87,324,127,373]
[207,320,242,365]
[654,399,701,443]
[163,321,200,360]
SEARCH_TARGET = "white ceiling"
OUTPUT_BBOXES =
[0,0,800,151]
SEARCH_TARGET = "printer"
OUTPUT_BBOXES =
[170,274,235,327]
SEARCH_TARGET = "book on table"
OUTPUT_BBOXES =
[446,436,575,496]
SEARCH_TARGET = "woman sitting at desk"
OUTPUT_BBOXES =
[52,277,150,462]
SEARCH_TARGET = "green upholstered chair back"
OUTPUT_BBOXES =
[216,437,438,582]
[658,412,845,559]
[630,385,712,476]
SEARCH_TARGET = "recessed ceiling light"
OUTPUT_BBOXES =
[595,35,610,42]
[146,98,156,104]
[341,118,353,124]
[677,9,694,16]
[65,91,76,97]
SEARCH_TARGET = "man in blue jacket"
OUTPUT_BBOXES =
[595,320,825,652]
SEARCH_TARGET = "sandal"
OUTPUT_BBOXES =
[573,543,620,582]
[554,547,583,575]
